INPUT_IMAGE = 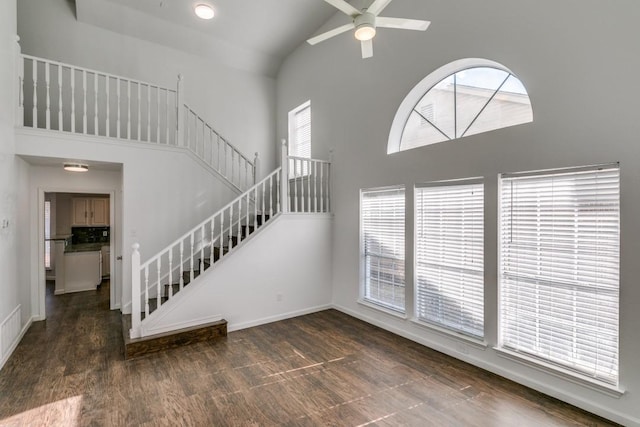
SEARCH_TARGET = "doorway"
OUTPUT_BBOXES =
[38,188,119,320]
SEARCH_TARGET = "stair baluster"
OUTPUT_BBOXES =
[168,249,173,298]
[144,264,149,318]
[93,72,98,135]
[58,66,63,132]
[31,59,37,128]
[137,83,142,141]
[189,233,195,284]
[156,257,162,311]
[179,241,184,291]
[45,62,51,130]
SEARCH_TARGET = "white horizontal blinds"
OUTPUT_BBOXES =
[415,182,484,338]
[499,166,620,385]
[362,187,405,311]
[288,101,311,177]
[44,200,51,269]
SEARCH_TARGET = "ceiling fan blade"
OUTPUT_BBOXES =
[367,0,394,16]
[307,23,356,45]
[376,17,431,31]
[361,39,373,59]
[322,0,361,17]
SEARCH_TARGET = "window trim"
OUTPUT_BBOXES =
[413,178,485,340]
[497,163,620,389]
[387,58,531,154]
[360,185,406,314]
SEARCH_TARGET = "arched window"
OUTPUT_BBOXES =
[388,59,533,153]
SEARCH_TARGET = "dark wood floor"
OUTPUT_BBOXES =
[0,281,617,426]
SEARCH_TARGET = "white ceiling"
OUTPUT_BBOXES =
[74,0,348,76]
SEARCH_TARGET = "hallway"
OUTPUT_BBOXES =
[0,282,617,426]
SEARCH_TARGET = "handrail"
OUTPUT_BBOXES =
[183,104,254,166]
[139,168,279,271]
[130,166,283,339]
[21,54,176,94]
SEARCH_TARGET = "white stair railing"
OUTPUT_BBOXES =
[17,54,257,191]
[281,140,332,214]
[130,142,333,339]
[182,104,257,191]
[130,167,282,339]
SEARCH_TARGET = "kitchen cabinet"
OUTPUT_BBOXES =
[72,198,109,226]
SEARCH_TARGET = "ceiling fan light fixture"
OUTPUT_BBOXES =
[355,24,376,41]
[194,4,215,20]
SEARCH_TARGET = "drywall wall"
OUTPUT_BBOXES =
[17,0,277,177]
[0,0,32,370]
[140,214,333,336]
[16,129,240,315]
[277,0,640,424]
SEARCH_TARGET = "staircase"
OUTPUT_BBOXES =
[15,51,333,358]
[126,141,331,357]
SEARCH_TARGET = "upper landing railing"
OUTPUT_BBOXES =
[16,53,257,191]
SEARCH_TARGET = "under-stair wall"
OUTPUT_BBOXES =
[139,213,333,336]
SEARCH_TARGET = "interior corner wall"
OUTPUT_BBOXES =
[16,0,277,177]
[276,0,640,424]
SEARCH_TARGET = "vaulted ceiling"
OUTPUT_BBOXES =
[74,0,345,76]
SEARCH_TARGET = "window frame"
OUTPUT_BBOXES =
[288,101,311,179]
[413,178,485,341]
[360,185,406,314]
[387,58,533,154]
[497,164,621,390]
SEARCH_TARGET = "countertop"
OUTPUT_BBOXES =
[65,243,108,253]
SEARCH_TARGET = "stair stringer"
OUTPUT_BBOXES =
[139,213,333,336]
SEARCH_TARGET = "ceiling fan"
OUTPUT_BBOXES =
[307,0,430,59]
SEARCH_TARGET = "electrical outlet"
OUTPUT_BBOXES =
[276,293,283,302]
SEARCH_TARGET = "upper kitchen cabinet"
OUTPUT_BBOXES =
[72,198,110,226]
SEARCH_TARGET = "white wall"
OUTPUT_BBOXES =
[17,0,277,176]
[0,0,32,370]
[141,214,333,336]
[277,0,640,425]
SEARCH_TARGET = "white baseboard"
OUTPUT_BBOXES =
[54,289,65,295]
[227,304,332,333]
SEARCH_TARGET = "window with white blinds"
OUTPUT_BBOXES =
[415,181,484,338]
[361,187,405,312]
[44,200,51,269]
[288,101,311,159]
[499,165,620,385]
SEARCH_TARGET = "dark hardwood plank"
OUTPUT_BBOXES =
[0,281,620,426]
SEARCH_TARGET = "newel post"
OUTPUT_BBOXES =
[280,139,289,213]
[176,74,184,147]
[15,35,23,127]
[253,152,260,184]
[130,243,141,339]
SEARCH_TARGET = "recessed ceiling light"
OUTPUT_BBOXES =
[63,163,89,172]
[194,4,215,20]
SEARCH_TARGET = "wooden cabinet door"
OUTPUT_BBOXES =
[72,198,89,226]
[91,199,109,225]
